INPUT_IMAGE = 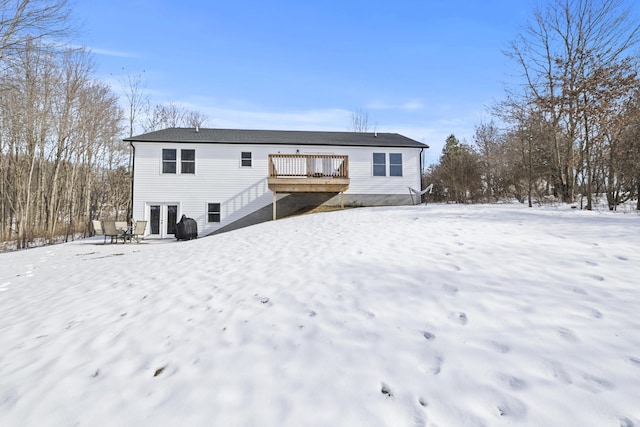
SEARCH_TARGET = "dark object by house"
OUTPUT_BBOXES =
[176,215,198,240]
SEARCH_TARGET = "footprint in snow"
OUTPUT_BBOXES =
[588,307,603,319]
[616,255,629,261]
[579,373,615,393]
[441,284,458,294]
[422,331,435,341]
[497,373,527,390]
[380,382,393,398]
[585,260,598,266]
[557,327,578,342]
[547,362,572,384]
[619,417,635,427]
[361,310,375,319]
[426,355,443,375]
[571,287,588,295]
[490,341,510,354]
[628,357,640,368]
[449,312,467,325]
[495,394,527,419]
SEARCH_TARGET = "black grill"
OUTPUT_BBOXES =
[176,215,198,240]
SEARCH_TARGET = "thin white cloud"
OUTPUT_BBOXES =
[365,100,424,111]
[88,47,138,58]
[437,118,464,126]
[64,43,138,58]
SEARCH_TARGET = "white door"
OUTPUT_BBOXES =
[148,204,178,238]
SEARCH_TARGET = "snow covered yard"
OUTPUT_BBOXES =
[1,204,639,427]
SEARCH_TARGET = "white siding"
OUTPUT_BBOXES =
[132,142,423,236]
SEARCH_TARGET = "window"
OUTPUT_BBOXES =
[389,153,403,176]
[181,149,195,174]
[208,203,221,223]
[241,151,252,167]
[373,153,386,176]
[162,149,177,173]
[162,149,196,174]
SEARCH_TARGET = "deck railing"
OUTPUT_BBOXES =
[269,154,349,178]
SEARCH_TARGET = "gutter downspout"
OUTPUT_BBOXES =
[419,147,425,190]
[129,141,135,222]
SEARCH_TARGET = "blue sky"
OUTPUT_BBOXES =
[70,0,626,165]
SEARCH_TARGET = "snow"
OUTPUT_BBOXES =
[1,203,639,426]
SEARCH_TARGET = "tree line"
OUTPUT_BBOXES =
[0,0,207,249]
[425,0,640,210]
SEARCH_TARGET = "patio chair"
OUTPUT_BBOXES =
[114,221,130,243]
[102,220,122,244]
[130,220,147,243]
[91,220,104,241]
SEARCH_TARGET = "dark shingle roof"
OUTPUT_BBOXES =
[124,128,429,149]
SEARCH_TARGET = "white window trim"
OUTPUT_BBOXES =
[207,202,221,223]
[161,148,196,175]
[240,151,252,168]
[389,153,403,177]
[181,149,196,174]
[372,152,387,177]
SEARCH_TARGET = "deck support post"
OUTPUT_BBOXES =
[272,191,277,220]
[340,191,344,209]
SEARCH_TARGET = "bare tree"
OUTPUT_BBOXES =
[122,72,149,139]
[473,121,502,202]
[184,109,207,128]
[143,101,207,132]
[0,0,71,65]
[121,71,149,220]
[349,108,370,133]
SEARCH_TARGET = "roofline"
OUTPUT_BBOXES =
[126,139,426,148]
[124,128,429,149]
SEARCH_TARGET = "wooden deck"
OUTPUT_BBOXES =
[267,154,350,193]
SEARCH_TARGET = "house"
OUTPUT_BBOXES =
[125,128,429,238]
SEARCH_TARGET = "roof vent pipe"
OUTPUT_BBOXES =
[374,131,377,137]
[195,126,199,133]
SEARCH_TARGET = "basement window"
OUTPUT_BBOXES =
[208,203,221,223]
